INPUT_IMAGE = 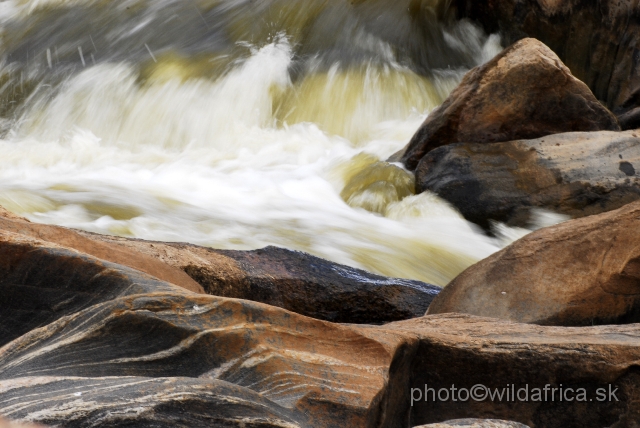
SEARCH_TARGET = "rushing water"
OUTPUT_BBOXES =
[0,0,544,286]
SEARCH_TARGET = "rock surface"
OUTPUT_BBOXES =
[3,209,640,426]
[401,38,619,170]
[456,0,640,125]
[415,130,640,228]
[77,234,441,324]
[0,208,439,324]
[427,200,640,326]
[414,419,529,428]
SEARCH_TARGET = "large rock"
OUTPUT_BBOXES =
[388,314,640,427]
[427,200,640,326]
[415,130,640,228]
[455,0,640,126]
[0,207,438,324]
[401,38,619,170]
[76,233,440,324]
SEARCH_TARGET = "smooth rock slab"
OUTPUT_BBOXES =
[416,130,640,228]
[427,200,640,326]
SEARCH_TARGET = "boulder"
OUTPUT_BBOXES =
[387,314,640,427]
[400,38,619,170]
[455,0,640,126]
[0,207,439,324]
[427,200,640,326]
[415,130,640,228]
[76,233,441,324]
[414,420,529,428]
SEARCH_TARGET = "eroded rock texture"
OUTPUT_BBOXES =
[427,200,640,326]
[415,130,640,227]
[401,38,619,170]
[456,0,640,126]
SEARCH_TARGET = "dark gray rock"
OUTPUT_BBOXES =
[415,130,640,228]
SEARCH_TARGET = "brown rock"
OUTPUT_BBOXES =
[75,233,440,324]
[456,0,640,126]
[414,419,529,428]
[401,38,619,170]
[0,418,45,428]
[415,130,640,228]
[0,210,204,294]
[427,200,640,326]
[0,208,438,324]
[386,314,640,427]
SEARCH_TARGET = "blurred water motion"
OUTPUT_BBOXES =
[0,0,516,285]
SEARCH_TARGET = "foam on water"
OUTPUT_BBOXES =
[0,5,553,286]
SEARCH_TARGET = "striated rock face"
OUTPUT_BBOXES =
[415,130,640,228]
[427,201,640,326]
[0,208,438,324]
[414,419,529,428]
[401,38,619,170]
[455,0,640,126]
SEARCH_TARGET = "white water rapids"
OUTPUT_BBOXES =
[0,0,561,286]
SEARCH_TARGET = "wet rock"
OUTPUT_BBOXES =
[427,200,640,326]
[0,207,438,324]
[415,130,640,228]
[77,234,441,324]
[401,38,619,170]
[456,0,640,122]
[414,420,529,428]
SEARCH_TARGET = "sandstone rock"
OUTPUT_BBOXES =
[0,418,44,428]
[456,0,640,124]
[414,419,529,428]
[415,130,640,228]
[0,207,438,324]
[77,234,441,324]
[0,210,204,294]
[401,38,619,170]
[387,314,640,427]
[427,200,640,326]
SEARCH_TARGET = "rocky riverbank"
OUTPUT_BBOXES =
[3,4,640,427]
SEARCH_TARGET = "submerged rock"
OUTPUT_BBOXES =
[415,130,640,228]
[427,200,640,326]
[401,38,619,170]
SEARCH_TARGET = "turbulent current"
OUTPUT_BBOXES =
[0,0,550,286]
